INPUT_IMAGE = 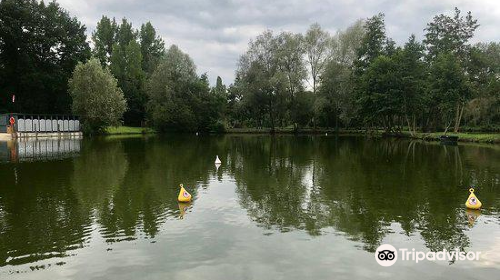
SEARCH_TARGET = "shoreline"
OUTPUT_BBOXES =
[224,128,500,144]
[102,126,500,144]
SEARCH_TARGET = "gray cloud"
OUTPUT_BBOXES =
[58,0,500,84]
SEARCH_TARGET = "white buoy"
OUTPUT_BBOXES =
[325,133,328,136]
[196,132,199,136]
[215,155,222,165]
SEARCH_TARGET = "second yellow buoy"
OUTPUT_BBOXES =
[178,184,192,202]
[465,188,482,210]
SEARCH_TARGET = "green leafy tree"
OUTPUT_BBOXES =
[398,35,428,135]
[69,58,127,134]
[116,18,137,48]
[423,8,479,132]
[92,16,118,66]
[210,76,228,128]
[317,61,351,130]
[92,17,165,126]
[196,74,226,132]
[464,43,500,127]
[317,20,365,129]
[110,40,145,126]
[428,53,471,133]
[275,32,307,127]
[139,22,165,75]
[304,23,331,94]
[332,19,365,66]
[236,30,280,130]
[354,37,426,134]
[354,13,387,76]
[353,13,390,129]
[424,7,479,62]
[359,55,402,131]
[107,18,146,126]
[0,0,90,114]
[292,91,314,127]
[234,30,311,130]
[147,45,220,132]
[226,76,246,128]
[213,76,227,96]
[225,11,499,133]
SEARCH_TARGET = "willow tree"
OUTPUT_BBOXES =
[236,30,280,130]
[275,32,307,127]
[317,20,365,129]
[304,23,331,94]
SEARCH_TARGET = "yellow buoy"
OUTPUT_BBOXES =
[178,184,192,202]
[465,188,482,210]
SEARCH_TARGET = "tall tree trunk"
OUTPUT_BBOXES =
[444,119,453,134]
[269,95,275,132]
[412,114,416,136]
[405,114,414,136]
[453,102,460,133]
[312,76,316,94]
[453,102,465,133]
[335,108,339,133]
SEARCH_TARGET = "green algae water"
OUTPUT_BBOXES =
[0,135,499,279]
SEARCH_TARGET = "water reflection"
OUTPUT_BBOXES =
[0,138,81,163]
[466,209,481,228]
[178,202,192,219]
[0,158,90,267]
[228,137,500,252]
[0,135,500,272]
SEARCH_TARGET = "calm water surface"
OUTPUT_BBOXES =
[0,135,499,279]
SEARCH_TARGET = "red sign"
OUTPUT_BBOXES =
[9,117,15,125]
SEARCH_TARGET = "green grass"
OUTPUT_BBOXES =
[104,126,500,143]
[226,127,500,143]
[413,132,500,143]
[226,127,367,134]
[105,126,156,135]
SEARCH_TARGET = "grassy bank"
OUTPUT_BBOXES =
[225,128,500,144]
[103,126,500,143]
[105,126,156,135]
[407,132,500,144]
[225,127,367,135]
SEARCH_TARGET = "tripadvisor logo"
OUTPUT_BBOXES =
[375,244,397,267]
[375,244,481,267]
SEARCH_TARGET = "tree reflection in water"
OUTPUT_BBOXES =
[0,135,499,269]
[226,136,500,252]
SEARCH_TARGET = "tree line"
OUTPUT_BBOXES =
[232,8,500,134]
[1,1,499,134]
[0,0,225,133]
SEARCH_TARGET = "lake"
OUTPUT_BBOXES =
[0,135,499,279]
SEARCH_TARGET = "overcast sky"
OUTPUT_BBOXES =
[58,0,500,85]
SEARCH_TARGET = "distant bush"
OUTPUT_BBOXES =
[209,121,226,133]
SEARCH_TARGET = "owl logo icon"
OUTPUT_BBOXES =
[375,244,398,267]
